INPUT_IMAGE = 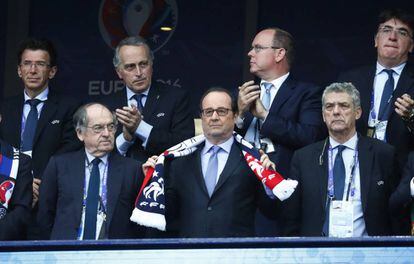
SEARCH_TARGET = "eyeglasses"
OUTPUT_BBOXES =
[85,123,117,134]
[201,108,232,117]
[251,45,284,53]
[378,26,412,38]
[20,61,50,69]
[122,61,151,72]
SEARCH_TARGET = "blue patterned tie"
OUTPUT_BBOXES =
[262,82,273,110]
[133,94,145,113]
[205,146,220,197]
[84,158,101,240]
[378,69,394,120]
[21,99,41,151]
[333,145,346,200]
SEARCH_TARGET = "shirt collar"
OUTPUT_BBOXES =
[376,61,406,76]
[329,132,358,151]
[84,150,109,166]
[24,87,49,102]
[202,136,234,155]
[126,86,150,100]
[260,72,290,90]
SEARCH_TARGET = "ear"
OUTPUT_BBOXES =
[48,66,57,79]
[275,48,287,63]
[374,34,379,48]
[355,107,362,120]
[116,67,124,80]
[76,129,85,142]
[17,66,22,78]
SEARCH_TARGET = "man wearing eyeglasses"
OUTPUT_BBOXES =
[38,103,145,240]
[99,36,194,163]
[0,38,82,239]
[236,28,325,236]
[338,9,414,235]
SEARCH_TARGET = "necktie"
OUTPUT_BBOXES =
[262,82,273,110]
[133,94,145,113]
[84,158,101,240]
[333,145,346,200]
[21,99,41,151]
[378,69,395,120]
[205,146,220,197]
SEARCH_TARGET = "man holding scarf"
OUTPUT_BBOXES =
[133,87,297,237]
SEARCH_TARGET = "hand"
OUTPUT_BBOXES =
[122,125,134,142]
[259,149,276,171]
[252,97,269,120]
[32,178,41,208]
[116,106,142,134]
[238,80,260,116]
[142,155,157,175]
[395,93,414,119]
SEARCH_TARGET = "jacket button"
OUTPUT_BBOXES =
[207,206,212,211]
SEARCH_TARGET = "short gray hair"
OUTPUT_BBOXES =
[73,103,117,132]
[322,82,361,109]
[112,36,154,68]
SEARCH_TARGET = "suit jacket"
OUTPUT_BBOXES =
[338,63,414,170]
[165,141,278,238]
[389,151,414,234]
[238,76,325,178]
[283,136,397,236]
[37,150,145,240]
[0,89,82,180]
[0,140,32,240]
[100,83,195,163]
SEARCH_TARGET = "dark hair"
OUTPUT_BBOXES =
[266,27,295,66]
[378,9,414,33]
[199,87,238,114]
[17,38,57,67]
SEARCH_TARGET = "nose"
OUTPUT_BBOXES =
[248,48,254,57]
[389,29,398,40]
[332,104,341,114]
[210,110,220,119]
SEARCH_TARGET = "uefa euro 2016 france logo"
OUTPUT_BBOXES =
[98,0,178,52]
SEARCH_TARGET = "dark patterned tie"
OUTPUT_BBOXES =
[21,99,42,151]
[133,94,145,113]
[83,158,101,239]
[378,69,395,120]
[333,145,346,200]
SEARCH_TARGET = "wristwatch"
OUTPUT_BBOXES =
[402,109,414,123]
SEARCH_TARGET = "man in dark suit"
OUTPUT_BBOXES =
[0,138,32,240]
[100,36,194,163]
[338,9,414,171]
[143,88,279,238]
[236,27,325,236]
[0,38,81,239]
[283,82,397,237]
[38,103,144,240]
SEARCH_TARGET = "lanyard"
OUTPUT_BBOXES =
[327,145,358,201]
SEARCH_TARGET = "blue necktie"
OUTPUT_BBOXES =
[21,99,41,151]
[205,146,220,197]
[133,94,145,113]
[333,145,346,200]
[378,69,395,120]
[84,158,101,240]
[262,82,273,110]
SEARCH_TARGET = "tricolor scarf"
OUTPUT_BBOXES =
[130,132,296,231]
[0,143,20,219]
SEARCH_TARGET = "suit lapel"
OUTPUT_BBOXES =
[357,137,373,212]
[10,96,25,145]
[34,94,58,146]
[194,148,210,197]
[317,140,329,209]
[73,150,87,222]
[269,77,295,114]
[388,63,414,122]
[143,84,161,118]
[359,66,376,126]
[213,142,242,195]
[105,153,123,229]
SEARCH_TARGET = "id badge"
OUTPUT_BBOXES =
[96,211,106,239]
[375,121,387,134]
[260,137,275,153]
[329,200,353,238]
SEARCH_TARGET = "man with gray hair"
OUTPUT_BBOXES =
[283,82,398,237]
[38,103,145,239]
[100,36,194,163]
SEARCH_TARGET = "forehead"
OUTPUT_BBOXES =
[86,105,112,124]
[118,45,150,64]
[253,29,275,44]
[381,18,412,31]
[202,92,232,108]
[324,92,352,104]
[21,49,50,62]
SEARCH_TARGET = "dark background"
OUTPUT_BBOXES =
[1,0,413,116]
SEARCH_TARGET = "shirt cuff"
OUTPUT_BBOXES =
[410,177,414,197]
[135,120,153,148]
[116,133,134,156]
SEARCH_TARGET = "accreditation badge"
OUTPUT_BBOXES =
[375,121,387,135]
[366,126,375,138]
[329,200,353,238]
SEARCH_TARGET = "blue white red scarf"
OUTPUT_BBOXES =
[130,132,297,231]
[0,144,20,219]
